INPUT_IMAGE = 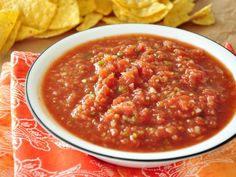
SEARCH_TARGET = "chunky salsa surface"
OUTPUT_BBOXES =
[42,34,236,152]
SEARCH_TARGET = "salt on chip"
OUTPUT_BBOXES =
[77,0,96,16]
[16,25,42,41]
[76,12,102,31]
[191,4,215,25]
[95,0,112,15]
[1,20,21,53]
[35,26,75,38]
[49,0,80,30]
[164,0,195,27]
[0,8,19,51]
[102,17,124,24]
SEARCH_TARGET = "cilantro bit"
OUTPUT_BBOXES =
[98,60,105,66]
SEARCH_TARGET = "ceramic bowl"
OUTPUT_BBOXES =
[26,24,236,168]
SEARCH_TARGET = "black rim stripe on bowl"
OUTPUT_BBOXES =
[25,24,236,162]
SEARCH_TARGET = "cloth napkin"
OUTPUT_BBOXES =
[0,44,235,176]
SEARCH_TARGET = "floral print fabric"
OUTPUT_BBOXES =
[0,50,236,177]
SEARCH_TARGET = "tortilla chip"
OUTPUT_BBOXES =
[102,17,124,24]
[16,25,42,41]
[35,26,74,38]
[49,0,58,3]
[164,0,195,27]
[95,0,112,15]
[125,1,168,17]
[77,0,96,16]
[113,0,157,9]
[0,0,18,9]
[76,12,102,31]
[1,20,21,53]
[49,0,81,30]
[159,0,174,10]
[112,1,172,23]
[0,8,19,51]
[22,0,56,29]
[191,4,215,25]
[2,0,57,30]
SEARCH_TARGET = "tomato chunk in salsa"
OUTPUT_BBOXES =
[42,34,236,152]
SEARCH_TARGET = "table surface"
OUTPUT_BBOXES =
[0,0,235,68]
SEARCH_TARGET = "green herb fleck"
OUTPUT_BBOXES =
[98,60,105,66]
[89,93,95,98]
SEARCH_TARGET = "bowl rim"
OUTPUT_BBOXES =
[25,24,236,162]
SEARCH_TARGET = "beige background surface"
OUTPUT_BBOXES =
[1,0,235,68]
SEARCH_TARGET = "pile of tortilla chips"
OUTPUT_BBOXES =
[0,0,215,54]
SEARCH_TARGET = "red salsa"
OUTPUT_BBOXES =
[42,34,236,152]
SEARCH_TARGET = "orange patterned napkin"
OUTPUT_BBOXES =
[0,45,236,176]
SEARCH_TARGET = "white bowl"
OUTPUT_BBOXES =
[26,24,236,168]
